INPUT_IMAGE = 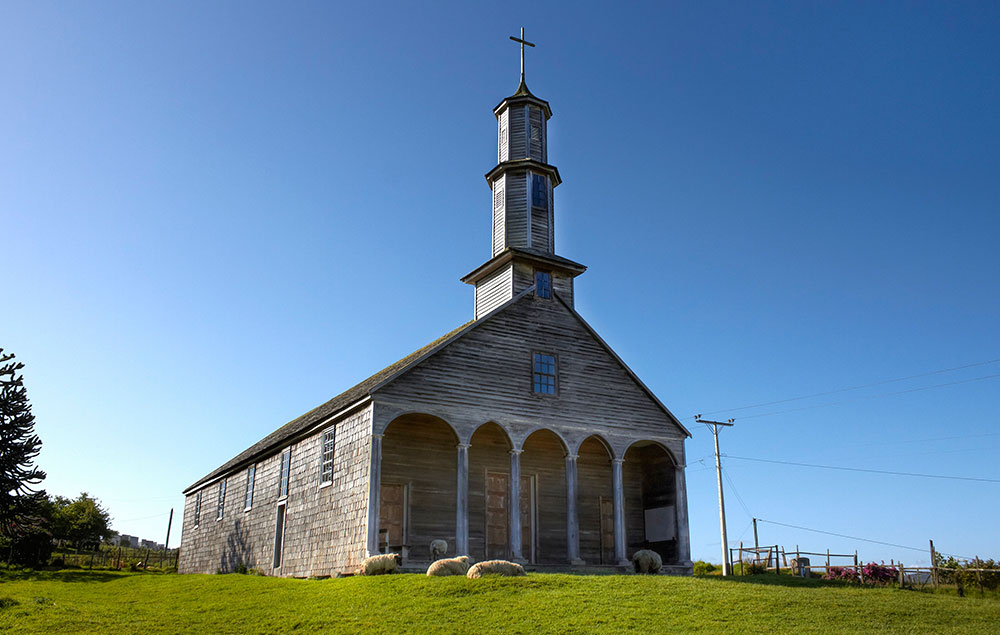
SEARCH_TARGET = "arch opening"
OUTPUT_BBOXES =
[380,413,457,562]
[521,429,568,564]
[623,441,678,565]
[577,435,614,564]
[468,422,513,562]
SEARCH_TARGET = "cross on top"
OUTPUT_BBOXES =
[509,27,535,81]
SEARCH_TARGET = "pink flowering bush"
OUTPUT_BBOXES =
[823,563,898,585]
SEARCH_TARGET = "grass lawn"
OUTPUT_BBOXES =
[1,569,998,633]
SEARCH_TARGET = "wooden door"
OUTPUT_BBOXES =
[380,483,406,552]
[520,475,534,563]
[599,496,614,565]
[485,472,508,559]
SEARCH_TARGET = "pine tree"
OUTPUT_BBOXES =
[0,349,46,539]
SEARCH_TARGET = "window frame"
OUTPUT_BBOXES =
[193,490,202,528]
[320,426,336,487]
[216,478,226,521]
[244,464,256,511]
[278,448,292,499]
[532,351,558,396]
[531,174,548,209]
[535,270,551,299]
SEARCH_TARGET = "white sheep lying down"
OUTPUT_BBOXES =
[631,549,662,574]
[360,553,402,576]
[426,555,471,577]
[466,559,526,579]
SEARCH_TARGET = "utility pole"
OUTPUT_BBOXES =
[753,517,759,555]
[164,508,173,551]
[697,416,735,576]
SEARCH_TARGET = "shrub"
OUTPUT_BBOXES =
[862,562,897,585]
[823,566,859,583]
[693,561,716,576]
[743,562,767,576]
[234,562,248,575]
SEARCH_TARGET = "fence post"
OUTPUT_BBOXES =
[929,540,938,589]
[143,548,150,570]
[975,556,983,596]
[826,549,831,574]
[853,552,859,581]
[898,562,905,588]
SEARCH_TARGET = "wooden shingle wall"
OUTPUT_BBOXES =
[474,264,514,319]
[374,293,686,462]
[178,405,372,576]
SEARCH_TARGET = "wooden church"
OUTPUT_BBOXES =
[178,34,692,576]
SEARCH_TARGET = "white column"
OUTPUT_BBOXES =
[509,448,524,562]
[365,433,384,557]
[456,443,470,556]
[675,464,692,568]
[565,454,584,565]
[612,457,628,566]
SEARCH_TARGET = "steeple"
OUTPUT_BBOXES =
[462,30,586,320]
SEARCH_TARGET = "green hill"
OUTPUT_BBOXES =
[1,569,997,633]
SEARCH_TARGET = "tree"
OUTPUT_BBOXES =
[0,349,46,540]
[54,493,113,549]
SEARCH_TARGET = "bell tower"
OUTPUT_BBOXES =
[462,29,586,319]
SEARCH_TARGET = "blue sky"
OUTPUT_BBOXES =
[2,1,998,565]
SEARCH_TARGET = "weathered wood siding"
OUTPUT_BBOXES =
[529,106,544,162]
[381,415,457,563]
[492,174,506,256]
[474,263,513,319]
[553,273,574,308]
[509,105,527,159]
[505,170,528,247]
[531,204,549,251]
[468,422,512,562]
[498,109,509,162]
[178,405,373,576]
[373,293,686,462]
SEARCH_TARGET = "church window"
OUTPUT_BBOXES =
[216,479,226,520]
[533,352,557,395]
[244,464,256,510]
[532,174,548,208]
[320,427,336,485]
[535,271,551,298]
[278,448,291,498]
[194,491,202,527]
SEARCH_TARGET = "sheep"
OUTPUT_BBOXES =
[631,549,662,574]
[466,559,526,579]
[430,539,448,561]
[426,555,471,577]
[360,553,402,576]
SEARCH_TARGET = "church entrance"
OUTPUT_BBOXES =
[469,423,512,562]
[624,442,678,565]
[521,429,567,564]
[577,435,614,564]
[381,414,457,563]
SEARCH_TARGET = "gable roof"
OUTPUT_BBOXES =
[184,286,689,494]
[183,320,473,493]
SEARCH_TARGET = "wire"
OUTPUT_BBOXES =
[757,518,973,560]
[724,455,1000,483]
[732,372,1000,421]
[721,465,753,519]
[690,357,1000,419]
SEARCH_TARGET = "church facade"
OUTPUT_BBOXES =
[178,55,692,577]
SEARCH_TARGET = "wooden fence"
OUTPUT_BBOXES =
[52,545,179,571]
[730,544,999,594]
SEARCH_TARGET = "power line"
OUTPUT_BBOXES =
[733,372,1000,421]
[690,358,1000,419]
[757,518,972,560]
[725,454,1000,483]
[721,465,753,519]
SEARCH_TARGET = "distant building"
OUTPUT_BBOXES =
[117,534,139,548]
[140,539,164,550]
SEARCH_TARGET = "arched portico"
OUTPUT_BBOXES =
[623,440,679,566]
[467,422,514,562]
[577,435,615,564]
[520,428,568,564]
[378,413,458,563]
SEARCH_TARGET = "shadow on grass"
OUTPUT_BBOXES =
[696,573,846,589]
[0,569,129,584]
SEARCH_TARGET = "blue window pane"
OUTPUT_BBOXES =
[532,175,548,208]
[532,352,557,394]
[536,271,551,298]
